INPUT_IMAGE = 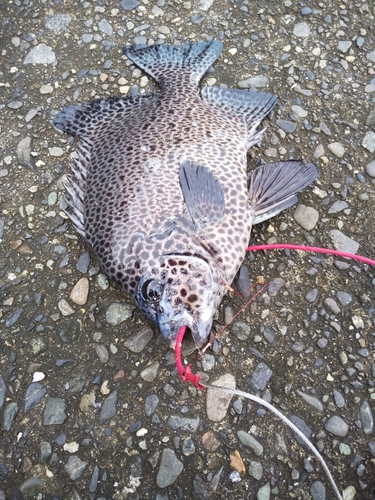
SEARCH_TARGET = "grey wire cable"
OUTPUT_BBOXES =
[202,382,343,500]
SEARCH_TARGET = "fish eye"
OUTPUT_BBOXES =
[141,279,163,303]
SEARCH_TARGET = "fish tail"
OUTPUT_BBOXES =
[122,40,223,87]
[248,160,319,225]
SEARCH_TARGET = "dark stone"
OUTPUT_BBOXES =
[5,308,23,327]
[24,382,47,413]
[89,465,100,493]
[76,252,91,273]
[58,319,81,343]
[249,362,273,391]
[99,390,118,424]
[129,420,142,433]
[43,397,67,425]
[67,364,88,392]
[0,375,6,409]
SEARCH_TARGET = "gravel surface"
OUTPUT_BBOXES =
[1,1,375,499]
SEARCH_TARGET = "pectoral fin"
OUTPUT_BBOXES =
[179,160,225,229]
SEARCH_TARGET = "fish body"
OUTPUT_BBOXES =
[54,41,318,348]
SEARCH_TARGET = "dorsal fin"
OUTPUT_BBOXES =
[201,87,277,148]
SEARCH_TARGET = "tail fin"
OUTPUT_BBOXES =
[122,41,223,87]
[248,161,319,225]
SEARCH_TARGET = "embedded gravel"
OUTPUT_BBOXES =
[1,1,375,500]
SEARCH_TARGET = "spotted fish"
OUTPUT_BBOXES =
[54,41,318,348]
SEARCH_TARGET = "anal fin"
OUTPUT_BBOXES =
[248,160,319,225]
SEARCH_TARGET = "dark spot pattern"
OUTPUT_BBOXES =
[54,41,278,339]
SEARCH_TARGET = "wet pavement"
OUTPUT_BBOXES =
[0,1,375,499]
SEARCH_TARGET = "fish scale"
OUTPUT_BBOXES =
[54,40,318,348]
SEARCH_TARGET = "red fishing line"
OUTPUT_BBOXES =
[247,243,375,266]
[175,243,374,388]
[175,326,204,390]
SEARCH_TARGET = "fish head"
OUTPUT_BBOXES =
[135,255,217,348]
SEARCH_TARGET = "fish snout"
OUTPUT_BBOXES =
[158,304,214,350]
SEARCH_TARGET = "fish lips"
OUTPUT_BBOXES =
[157,298,213,349]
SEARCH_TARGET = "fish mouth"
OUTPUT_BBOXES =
[158,312,194,349]
[158,306,213,350]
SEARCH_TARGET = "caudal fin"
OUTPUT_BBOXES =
[122,41,223,88]
[248,160,319,225]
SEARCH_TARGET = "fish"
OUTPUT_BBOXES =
[54,40,318,349]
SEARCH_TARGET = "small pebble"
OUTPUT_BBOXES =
[24,382,47,413]
[339,443,351,455]
[238,75,269,88]
[156,449,183,488]
[106,302,135,326]
[328,201,349,214]
[237,430,263,456]
[293,204,319,231]
[310,480,326,500]
[24,44,56,64]
[120,0,139,10]
[291,105,307,117]
[99,390,118,424]
[296,390,324,412]
[144,394,159,417]
[168,415,200,432]
[124,327,153,353]
[362,131,375,153]
[325,415,349,437]
[336,291,352,306]
[64,456,87,480]
[201,431,221,452]
[360,401,374,435]
[293,22,310,38]
[231,321,251,341]
[40,84,54,94]
[201,354,215,371]
[365,160,375,178]
[249,362,272,391]
[342,486,356,500]
[206,373,236,422]
[3,402,19,431]
[19,477,44,496]
[248,461,263,480]
[70,278,89,305]
[333,389,345,409]
[182,437,195,456]
[329,230,359,254]
[276,119,296,134]
[324,298,341,314]
[140,361,160,382]
[256,481,271,500]
[49,147,64,157]
[305,288,319,303]
[58,299,75,316]
[76,252,91,273]
[95,345,109,364]
[327,142,346,158]
[337,41,352,53]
